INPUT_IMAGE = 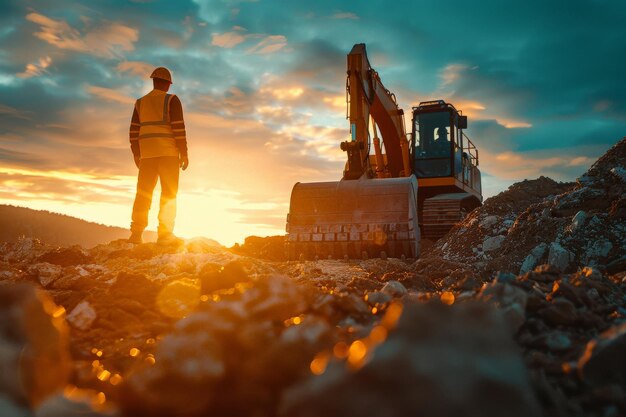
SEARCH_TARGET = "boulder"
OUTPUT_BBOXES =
[65,300,97,331]
[578,323,626,387]
[548,242,574,272]
[381,280,408,298]
[281,301,541,417]
[478,281,528,333]
[0,284,71,407]
[520,243,548,274]
[483,235,505,252]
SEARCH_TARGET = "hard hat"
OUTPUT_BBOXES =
[150,67,172,84]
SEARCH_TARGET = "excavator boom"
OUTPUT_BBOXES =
[286,44,419,259]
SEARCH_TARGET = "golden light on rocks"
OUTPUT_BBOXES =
[97,369,111,382]
[380,302,403,330]
[333,342,349,359]
[310,351,330,375]
[109,373,123,386]
[440,291,455,305]
[347,340,367,366]
[52,306,66,318]
[156,278,201,319]
[368,325,388,345]
[94,392,106,406]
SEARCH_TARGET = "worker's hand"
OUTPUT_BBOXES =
[134,157,141,169]
[180,155,189,171]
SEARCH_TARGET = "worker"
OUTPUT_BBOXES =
[436,127,449,143]
[127,66,189,245]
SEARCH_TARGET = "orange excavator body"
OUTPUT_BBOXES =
[286,43,483,259]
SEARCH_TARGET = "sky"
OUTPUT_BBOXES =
[1,0,624,246]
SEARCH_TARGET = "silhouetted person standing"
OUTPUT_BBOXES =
[128,67,188,245]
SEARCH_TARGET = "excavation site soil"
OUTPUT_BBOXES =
[1,138,625,417]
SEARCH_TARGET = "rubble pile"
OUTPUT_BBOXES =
[419,138,626,280]
[0,138,623,416]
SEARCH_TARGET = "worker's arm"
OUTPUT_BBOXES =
[169,95,188,170]
[129,103,140,168]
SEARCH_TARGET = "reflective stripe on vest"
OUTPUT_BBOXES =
[137,90,174,139]
[136,90,179,158]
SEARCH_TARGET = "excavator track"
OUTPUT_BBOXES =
[421,193,476,240]
[286,177,420,260]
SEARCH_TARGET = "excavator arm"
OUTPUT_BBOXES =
[343,43,408,179]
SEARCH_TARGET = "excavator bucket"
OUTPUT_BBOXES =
[286,176,419,260]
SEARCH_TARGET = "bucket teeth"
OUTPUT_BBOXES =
[286,177,420,260]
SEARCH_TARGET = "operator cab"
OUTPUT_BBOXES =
[411,100,481,194]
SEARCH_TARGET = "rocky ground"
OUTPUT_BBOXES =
[0,139,625,417]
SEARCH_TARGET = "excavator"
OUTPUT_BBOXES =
[286,43,482,259]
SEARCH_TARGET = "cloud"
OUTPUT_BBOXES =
[25,12,138,58]
[247,35,287,54]
[211,31,247,48]
[117,61,154,78]
[17,56,52,78]
[86,86,135,105]
[0,104,31,120]
[330,12,359,20]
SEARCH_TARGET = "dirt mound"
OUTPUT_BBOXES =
[417,137,626,281]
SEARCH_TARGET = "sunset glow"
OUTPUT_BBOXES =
[1,1,622,245]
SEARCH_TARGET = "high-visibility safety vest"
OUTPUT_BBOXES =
[135,90,179,159]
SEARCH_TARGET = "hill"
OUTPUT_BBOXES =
[0,204,157,248]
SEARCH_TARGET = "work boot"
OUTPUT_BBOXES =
[128,231,143,244]
[157,233,183,247]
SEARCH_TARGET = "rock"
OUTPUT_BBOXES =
[281,302,542,417]
[495,272,517,284]
[478,281,528,333]
[548,242,574,272]
[606,255,626,274]
[199,261,250,293]
[243,275,308,321]
[578,323,626,387]
[0,284,71,407]
[543,331,572,352]
[483,235,505,252]
[36,391,117,417]
[155,277,201,319]
[381,280,407,298]
[66,300,97,330]
[480,215,499,229]
[365,291,392,306]
[29,263,63,288]
[520,243,548,274]
[281,317,331,345]
[537,297,577,326]
[37,246,92,267]
[610,166,626,182]
[569,210,587,233]
[583,240,613,265]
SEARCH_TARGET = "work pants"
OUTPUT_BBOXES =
[130,156,179,236]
